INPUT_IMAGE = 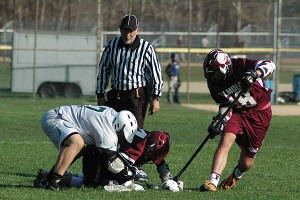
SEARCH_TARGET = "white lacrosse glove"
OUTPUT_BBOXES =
[162,180,180,192]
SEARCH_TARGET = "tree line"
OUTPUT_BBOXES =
[0,0,299,33]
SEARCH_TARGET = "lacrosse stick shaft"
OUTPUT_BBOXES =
[215,91,242,127]
[173,91,242,182]
[173,135,209,182]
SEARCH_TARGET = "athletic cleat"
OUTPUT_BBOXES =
[64,170,73,177]
[34,168,72,190]
[199,180,217,192]
[48,178,68,191]
[33,169,49,188]
[103,180,144,192]
[219,173,238,190]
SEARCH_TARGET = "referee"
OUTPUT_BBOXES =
[96,14,163,128]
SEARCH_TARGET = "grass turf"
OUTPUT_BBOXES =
[0,93,299,199]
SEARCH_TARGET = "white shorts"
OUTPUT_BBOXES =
[41,108,79,151]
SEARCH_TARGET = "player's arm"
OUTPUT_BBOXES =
[97,148,127,175]
[254,60,276,78]
[148,45,163,102]
[100,148,147,184]
[241,60,276,93]
[96,45,111,105]
[156,160,180,192]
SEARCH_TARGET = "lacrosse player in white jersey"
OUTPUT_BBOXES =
[34,105,138,191]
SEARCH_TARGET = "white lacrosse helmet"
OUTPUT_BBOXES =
[113,110,138,143]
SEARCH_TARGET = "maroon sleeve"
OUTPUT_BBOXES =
[119,135,147,162]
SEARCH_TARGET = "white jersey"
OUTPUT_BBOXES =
[57,105,118,151]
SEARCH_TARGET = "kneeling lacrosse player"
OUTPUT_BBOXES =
[34,106,138,191]
[53,129,181,192]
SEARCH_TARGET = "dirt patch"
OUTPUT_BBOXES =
[181,104,300,116]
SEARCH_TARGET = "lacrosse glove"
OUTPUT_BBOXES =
[241,70,259,92]
[162,179,180,192]
[207,114,226,139]
[133,168,149,182]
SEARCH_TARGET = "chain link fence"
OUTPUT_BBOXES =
[0,0,299,101]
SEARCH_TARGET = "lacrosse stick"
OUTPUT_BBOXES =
[173,91,242,182]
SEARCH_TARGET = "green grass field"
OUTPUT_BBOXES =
[0,93,299,200]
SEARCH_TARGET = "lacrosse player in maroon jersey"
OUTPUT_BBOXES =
[199,49,276,192]
[81,129,181,192]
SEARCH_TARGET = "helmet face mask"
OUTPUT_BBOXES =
[143,131,170,164]
[113,110,137,143]
[203,49,232,82]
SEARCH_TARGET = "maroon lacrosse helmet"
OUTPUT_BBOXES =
[143,131,170,165]
[203,48,233,82]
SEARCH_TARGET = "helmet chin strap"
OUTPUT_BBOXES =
[115,124,126,134]
[121,124,126,130]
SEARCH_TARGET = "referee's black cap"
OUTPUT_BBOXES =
[119,14,139,31]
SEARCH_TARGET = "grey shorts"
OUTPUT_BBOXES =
[41,108,79,151]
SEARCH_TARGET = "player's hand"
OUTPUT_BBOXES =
[207,114,225,139]
[148,99,160,115]
[133,168,149,182]
[241,70,259,92]
[162,180,180,192]
[177,80,181,88]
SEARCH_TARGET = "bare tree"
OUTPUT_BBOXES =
[56,0,68,31]
[39,0,47,28]
[0,0,298,34]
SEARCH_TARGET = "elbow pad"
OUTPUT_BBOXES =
[107,156,125,174]
[255,60,276,77]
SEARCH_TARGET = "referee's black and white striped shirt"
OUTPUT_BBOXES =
[96,35,163,99]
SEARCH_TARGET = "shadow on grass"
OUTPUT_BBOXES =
[0,184,35,189]
[0,91,33,98]
[0,171,37,189]
[0,171,36,178]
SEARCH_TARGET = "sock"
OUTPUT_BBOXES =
[209,172,220,187]
[234,167,245,179]
[46,165,55,180]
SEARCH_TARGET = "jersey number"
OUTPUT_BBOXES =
[86,106,106,112]
[236,92,257,108]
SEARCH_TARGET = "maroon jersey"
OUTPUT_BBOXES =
[206,58,275,158]
[119,129,170,166]
[207,58,272,114]
[119,129,156,166]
